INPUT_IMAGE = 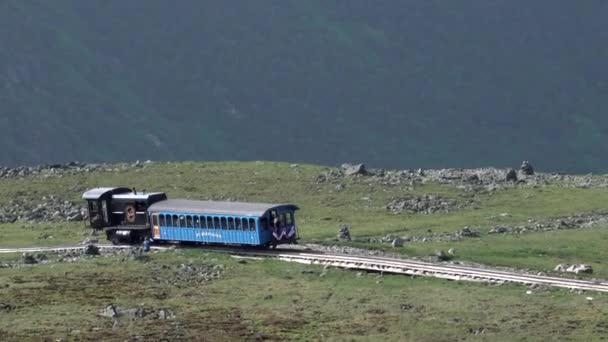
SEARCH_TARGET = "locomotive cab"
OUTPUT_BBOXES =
[82,187,167,244]
[83,187,131,229]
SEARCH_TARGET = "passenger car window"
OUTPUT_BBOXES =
[260,217,268,231]
[285,213,293,225]
[279,213,286,226]
[249,218,256,231]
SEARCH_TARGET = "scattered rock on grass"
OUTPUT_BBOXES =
[0,196,85,224]
[157,309,176,320]
[0,303,15,313]
[456,227,480,238]
[489,226,510,234]
[391,237,405,248]
[22,253,37,264]
[400,303,414,311]
[386,195,459,215]
[434,250,451,261]
[84,244,100,256]
[338,225,351,241]
[341,163,368,176]
[99,304,176,320]
[506,169,518,182]
[555,264,593,274]
[567,264,593,274]
[554,264,567,272]
[520,161,535,175]
[81,237,99,245]
[99,305,118,318]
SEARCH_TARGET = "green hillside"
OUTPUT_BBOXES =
[2,161,608,340]
[1,1,607,171]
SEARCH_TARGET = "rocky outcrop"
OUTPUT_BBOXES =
[315,162,608,190]
[0,196,85,224]
[341,163,368,176]
[386,195,463,215]
[0,161,150,179]
[555,264,593,274]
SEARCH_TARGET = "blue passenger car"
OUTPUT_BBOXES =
[147,199,299,247]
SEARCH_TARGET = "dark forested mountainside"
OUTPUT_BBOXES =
[1,1,607,172]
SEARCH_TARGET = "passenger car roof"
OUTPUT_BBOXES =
[148,199,299,217]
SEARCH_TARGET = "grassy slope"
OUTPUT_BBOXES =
[2,161,608,339]
[1,250,608,341]
[1,161,608,274]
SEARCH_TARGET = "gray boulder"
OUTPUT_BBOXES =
[341,163,368,176]
[391,237,405,248]
[84,244,100,256]
[67,212,83,222]
[556,264,593,274]
[157,309,176,320]
[520,161,534,175]
[566,264,593,274]
[0,303,15,313]
[22,253,37,264]
[434,250,451,261]
[99,305,118,318]
[81,238,99,245]
[489,226,509,234]
[506,169,518,182]
[456,227,480,238]
[337,225,351,241]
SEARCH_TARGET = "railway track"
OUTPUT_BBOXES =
[2,244,608,293]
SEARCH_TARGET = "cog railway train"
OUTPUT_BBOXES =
[82,187,299,248]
